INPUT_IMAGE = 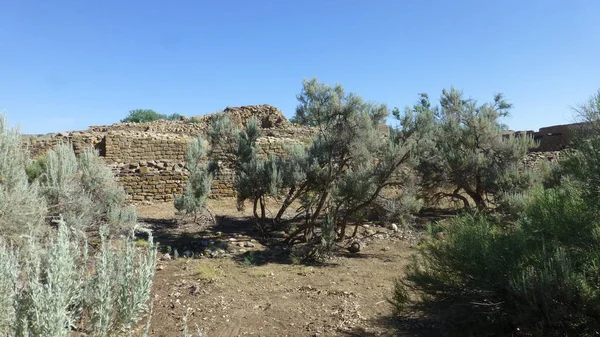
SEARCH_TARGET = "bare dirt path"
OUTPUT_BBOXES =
[136,200,433,337]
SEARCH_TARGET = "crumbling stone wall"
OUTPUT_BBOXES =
[23,132,105,158]
[503,122,590,152]
[104,132,190,163]
[24,104,578,203]
[23,105,315,203]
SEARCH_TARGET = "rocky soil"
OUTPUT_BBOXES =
[135,199,432,337]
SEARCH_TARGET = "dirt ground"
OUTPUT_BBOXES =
[136,199,436,337]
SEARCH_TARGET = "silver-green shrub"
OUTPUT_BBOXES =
[0,239,19,335]
[400,89,537,210]
[174,135,215,219]
[0,114,159,336]
[391,89,600,336]
[210,79,424,247]
[0,114,48,240]
[1,220,158,337]
[40,143,136,232]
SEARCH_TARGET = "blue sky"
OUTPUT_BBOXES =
[1,0,599,134]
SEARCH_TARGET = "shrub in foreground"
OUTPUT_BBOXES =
[0,114,159,336]
[39,143,136,232]
[0,115,48,241]
[392,182,600,336]
[0,220,157,337]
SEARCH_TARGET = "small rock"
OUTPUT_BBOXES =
[216,232,223,236]
[382,247,390,251]
[161,253,172,261]
[271,231,287,238]
[157,265,165,270]
[244,242,255,248]
[228,238,237,242]
[348,242,361,253]
[389,223,399,232]
[210,250,219,258]
[362,224,370,229]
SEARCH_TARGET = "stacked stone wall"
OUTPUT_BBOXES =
[104,132,190,163]
[23,104,579,203]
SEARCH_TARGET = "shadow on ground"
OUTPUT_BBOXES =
[339,314,441,337]
[138,214,305,264]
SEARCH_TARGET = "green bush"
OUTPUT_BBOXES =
[392,182,600,336]
[25,154,47,183]
[400,89,537,210]
[121,109,185,123]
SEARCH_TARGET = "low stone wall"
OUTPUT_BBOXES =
[104,132,191,163]
[23,105,582,204]
[504,122,590,152]
[23,132,105,158]
[111,160,187,202]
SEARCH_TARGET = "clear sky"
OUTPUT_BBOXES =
[1,0,599,135]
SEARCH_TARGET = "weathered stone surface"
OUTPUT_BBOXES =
[22,104,577,203]
[22,105,315,202]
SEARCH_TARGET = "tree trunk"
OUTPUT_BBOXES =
[337,217,349,241]
[260,196,266,219]
[253,198,259,219]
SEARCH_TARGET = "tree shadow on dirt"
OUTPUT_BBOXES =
[340,314,441,337]
[139,213,408,267]
[138,214,313,265]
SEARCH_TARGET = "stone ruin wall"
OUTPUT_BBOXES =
[23,105,316,203]
[22,104,582,203]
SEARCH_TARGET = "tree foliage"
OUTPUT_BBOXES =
[400,88,536,210]
[391,89,600,336]
[208,114,281,220]
[559,89,600,205]
[211,78,424,247]
[121,109,184,123]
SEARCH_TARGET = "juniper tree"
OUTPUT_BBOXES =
[402,88,536,210]
[211,79,424,243]
[208,115,281,220]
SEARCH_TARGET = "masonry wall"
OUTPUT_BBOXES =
[23,105,579,204]
[24,132,105,158]
[104,133,190,163]
[100,126,315,202]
